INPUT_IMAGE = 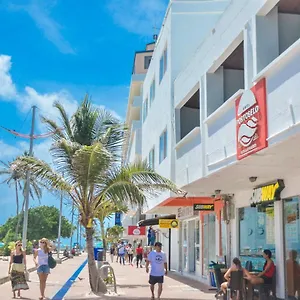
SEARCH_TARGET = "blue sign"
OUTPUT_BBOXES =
[115,212,122,226]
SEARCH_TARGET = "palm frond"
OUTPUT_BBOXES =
[41,116,66,141]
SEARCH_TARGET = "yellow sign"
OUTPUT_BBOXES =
[251,180,285,204]
[159,219,179,229]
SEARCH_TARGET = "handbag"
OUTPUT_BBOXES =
[48,252,57,269]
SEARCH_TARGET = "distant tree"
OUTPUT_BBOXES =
[0,206,73,241]
[106,225,125,244]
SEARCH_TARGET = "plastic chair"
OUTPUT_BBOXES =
[259,272,276,300]
[227,270,245,300]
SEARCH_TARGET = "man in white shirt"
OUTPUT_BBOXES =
[146,242,168,300]
[118,241,125,265]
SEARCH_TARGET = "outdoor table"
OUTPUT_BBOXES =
[244,271,261,300]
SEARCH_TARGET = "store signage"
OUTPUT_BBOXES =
[115,212,122,226]
[128,226,146,236]
[159,219,179,229]
[193,204,215,211]
[251,179,285,204]
[235,78,268,160]
[177,206,198,219]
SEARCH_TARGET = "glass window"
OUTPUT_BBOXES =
[159,46,167,83]
[284,196,300,299]
[183,222,188,271]
[148,148,155,170]
[150,79,155,103]
[159,130,167,163]
[195,220,200,262]
[144,56,152,69]
[143,98,148,122]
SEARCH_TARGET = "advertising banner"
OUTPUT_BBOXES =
[128,226,146,236]
[236,78,268,160]
[159,219,179,229]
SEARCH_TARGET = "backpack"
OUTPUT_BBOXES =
[48,252,57,269]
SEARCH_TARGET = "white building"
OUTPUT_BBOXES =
[124,0,300,298]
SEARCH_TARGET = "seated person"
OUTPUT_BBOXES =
[249,249,275,285]
[221,257,251,295]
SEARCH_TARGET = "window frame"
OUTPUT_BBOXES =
[150,79,155,104]
[143,97,148,122]
[148,147,155,170]
[159,129,168,163]
[144,56,152,70]
[159,46,168,84]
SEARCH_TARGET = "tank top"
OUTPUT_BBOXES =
[38,248,49,266]
[13,253,23,264]
[264,261,275,278]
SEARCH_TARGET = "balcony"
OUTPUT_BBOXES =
[175,127,202,188]
[204,90,242,173]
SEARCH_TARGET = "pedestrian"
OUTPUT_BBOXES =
[146,242,168,300]
[8,241,29,299]
[136,243,143,268]
[147,226,154,246]
[34,238,51,300]
[110,245,115,263]
[127,243,134,266]
[118,241,125,265]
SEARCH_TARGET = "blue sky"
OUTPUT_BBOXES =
[0,0,168,228]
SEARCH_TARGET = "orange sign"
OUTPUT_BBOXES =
[236,78,268,160]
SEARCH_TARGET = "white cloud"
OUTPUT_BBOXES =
[0,140,21,159]
[107,0,169,35]
[0,55,17,99]
[8,0,75,55]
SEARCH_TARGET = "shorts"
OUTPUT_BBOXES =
[149,275,164,285]
[261,275,272,284]
[37,265,50,274]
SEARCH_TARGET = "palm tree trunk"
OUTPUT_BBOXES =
[15,198,25,239]
[85,227,107,294]
[15,181,20,239]
[100,220,107,261]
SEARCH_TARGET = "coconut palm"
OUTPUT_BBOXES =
[0,157,42,237]
[13,97,178,295]
[96,202,128,260]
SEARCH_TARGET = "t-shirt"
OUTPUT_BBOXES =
[147,250,167,277]
[136,247,143,255]
[127,247,133,255]
[118,245,125,255]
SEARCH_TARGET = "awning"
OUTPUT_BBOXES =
[158,197,213,207]
[137,214,176,227]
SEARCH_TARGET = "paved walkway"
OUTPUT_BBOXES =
[0,255,87,300]
[66,260,216,300]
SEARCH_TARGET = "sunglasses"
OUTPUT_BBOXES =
[40,241,45,244]
[17,244,22,247]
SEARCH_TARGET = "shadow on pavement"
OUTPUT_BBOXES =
[117,284,149,289]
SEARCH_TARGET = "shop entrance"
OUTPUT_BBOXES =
[188,220,196,272]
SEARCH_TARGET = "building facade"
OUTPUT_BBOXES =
[123,0,300,298]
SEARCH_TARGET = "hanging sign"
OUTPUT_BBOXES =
[128,226,146,236]
[193,204,214,211]
[159,219,179,229]
[250,179,285,205]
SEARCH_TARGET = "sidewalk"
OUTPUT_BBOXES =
[65,261,216,300]
[0,255,87,300]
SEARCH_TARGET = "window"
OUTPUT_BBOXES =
[159,129,167,163]
[148,148,155,170]
[159,47,168,83]
[143,98,148,122]
[150,79,155,104]
[239,205,275,269]
[144,56,152,69]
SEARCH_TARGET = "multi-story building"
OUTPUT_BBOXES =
[124,0,300,298]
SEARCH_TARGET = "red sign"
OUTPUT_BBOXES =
[128,226,146,236]
[236,78,268,160]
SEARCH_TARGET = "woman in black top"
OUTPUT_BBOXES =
[8,241,29,298]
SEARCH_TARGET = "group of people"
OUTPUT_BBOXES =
[110,241,152,268]
[219,249,275,298]
[8,238,52,300]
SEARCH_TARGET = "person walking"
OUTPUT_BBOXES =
[146,242,168,300]
[110,245,115,263]
[34,238,51,300]
[127,243,134,266]
[8,241,29,299]
[118,241,125,265]
[136,243,143,268]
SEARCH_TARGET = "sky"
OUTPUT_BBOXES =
[0,0,169,231]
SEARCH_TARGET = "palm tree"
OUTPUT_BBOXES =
[0,157,42,238]
[96,202,128,260]
[13,97,178,295]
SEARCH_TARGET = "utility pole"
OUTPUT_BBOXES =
[57,189,63,259]
[22,106,36,248]
[70,201,74,250]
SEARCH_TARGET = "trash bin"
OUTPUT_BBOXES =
[97,249,104,262]
[93,247,103,260]
[209,261,226,288]
[211,263,226,289]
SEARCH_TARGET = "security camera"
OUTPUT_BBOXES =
[249,176,257,183]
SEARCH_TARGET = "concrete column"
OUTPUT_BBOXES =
[244,18,255,89]
[254,6,279,74]
[274,200,285,299]
[200,75,208,178]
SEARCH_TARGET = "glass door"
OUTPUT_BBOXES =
[195,220,201,274]
[284,197,300,299]
[188,220,195,272]
[183,222,188,271]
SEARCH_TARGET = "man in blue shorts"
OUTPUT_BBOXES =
[146,242,168,300]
